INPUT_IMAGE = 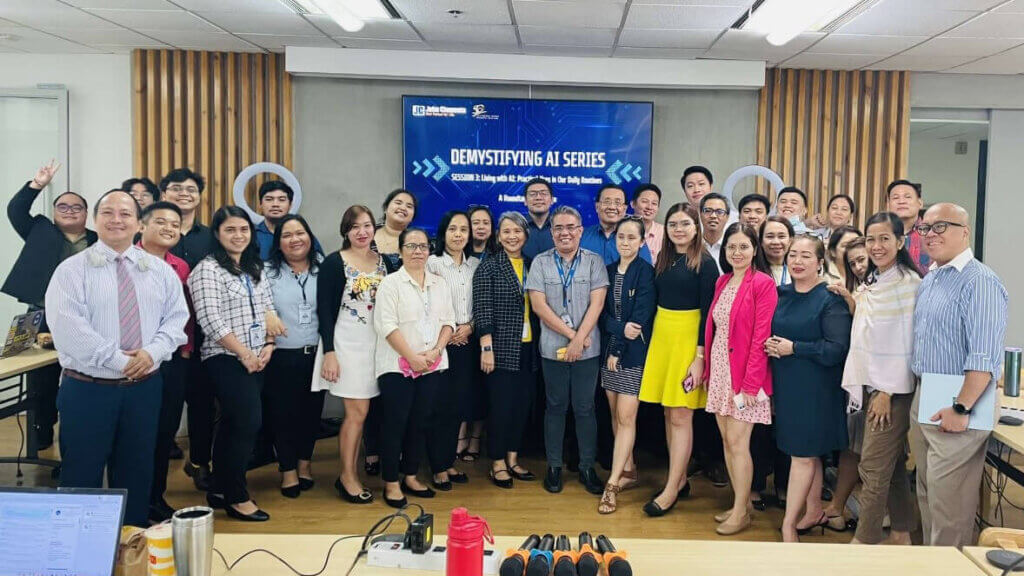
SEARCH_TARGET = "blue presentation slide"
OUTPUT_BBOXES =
[403,96,653,232]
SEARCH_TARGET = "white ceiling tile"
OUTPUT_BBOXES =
[518,26,616,46]
[613,47,705,59]
[172,0,294,12]
[904,36,1021,57]
[617,28,719,49]
[513,1,625,28]
[922,0,1005,8]
[523,45,612,57]
[37,27,162,45]
[416,23,518,44]
[704,29,823,65]
[333,37,429,50]
[138,30,264,51]
[839,1,976,36]
[389,0,512,25]
[239,33,339,51]
[944,44,1024,73]
[806,33,926,55]
[0,0,121,29]
[631,0,752,5]
[625,4,747,29]
[996,0,1024,13]
[197,11,321,35]
[306,15,420,39]
[865,53,976,71]
[67,0,176,8]
[0,28,104,52]
[430,41,522,54]
[944,12,1024,38]
[87,9,220,31]
[780,52,879,70]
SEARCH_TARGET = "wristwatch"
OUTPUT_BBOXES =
[482,345,493,352]
[952,400,973,415]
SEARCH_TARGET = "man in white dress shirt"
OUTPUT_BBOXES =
[45,190,188,527]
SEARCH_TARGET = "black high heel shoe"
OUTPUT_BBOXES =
[490,468,514,489]
[796,512,828,536]
[401,481,435,499]
[335,478,374,504]
[280,484,300,499]
[225,504,269,522]
[298,477,315,491]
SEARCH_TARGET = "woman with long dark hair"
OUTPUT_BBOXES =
[842,212,921,546]
[639,203,719,517]
[425,211,478,491]
[263,215,325,499]
[760,216,794,286]
[188,206,274,522]
[825,225,862,281]
[373,189,418,271]
[312,205,393,504]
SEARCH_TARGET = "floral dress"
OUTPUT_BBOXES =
[705,283,771,424]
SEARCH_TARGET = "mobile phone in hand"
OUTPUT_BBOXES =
[683,375,695,393]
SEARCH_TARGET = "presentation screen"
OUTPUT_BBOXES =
[403,95,653,233]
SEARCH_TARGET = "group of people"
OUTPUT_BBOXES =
[7,159,1007,549]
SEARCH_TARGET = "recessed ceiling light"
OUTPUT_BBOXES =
[737,0,868,46]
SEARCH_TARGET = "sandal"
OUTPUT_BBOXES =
[456,437,469,460]
[618,468,638,491]
[460,436,481,462]
[507,459,536,481]
[598,483,621,514]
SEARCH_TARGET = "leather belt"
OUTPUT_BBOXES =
[63,369,156,386]
[278,345,317,356]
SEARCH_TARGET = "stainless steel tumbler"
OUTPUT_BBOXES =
[172,506,215,576]
[1006,347,1021,398]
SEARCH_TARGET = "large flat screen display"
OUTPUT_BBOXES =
[403,96,653,232]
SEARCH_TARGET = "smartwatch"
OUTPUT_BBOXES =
[482,345,493,352]
[952,400,973,415]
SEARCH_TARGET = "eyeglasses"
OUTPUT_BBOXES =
[552,224,580,234]
[702,208,728,217]
[167,184,199,195]
[599,200,625,208]
[55,203,85,214]
[915,221,965,236]
[526,190,551,198]
[402,243,430,252]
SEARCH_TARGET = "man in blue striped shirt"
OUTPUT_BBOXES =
[909,202,1008,547]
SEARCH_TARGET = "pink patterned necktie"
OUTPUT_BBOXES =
[115,256,143,351]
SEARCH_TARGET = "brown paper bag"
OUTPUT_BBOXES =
[115,526,148,576]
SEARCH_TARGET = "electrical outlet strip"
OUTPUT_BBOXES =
[366,541,501,573]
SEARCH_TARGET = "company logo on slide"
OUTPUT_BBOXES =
[411,104,467,118]
[412,105,426,117]
[472,104,499,120]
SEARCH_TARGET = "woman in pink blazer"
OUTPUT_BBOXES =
[703,222,778,536]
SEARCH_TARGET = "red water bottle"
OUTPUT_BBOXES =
[446,507,493,576]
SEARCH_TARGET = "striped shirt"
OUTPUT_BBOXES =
[44,241,189,378]
[911,248,1008,382]
[426,253,479,325]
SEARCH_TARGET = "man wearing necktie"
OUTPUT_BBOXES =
[46,190,188,527]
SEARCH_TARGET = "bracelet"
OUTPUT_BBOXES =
[262,342,276,348]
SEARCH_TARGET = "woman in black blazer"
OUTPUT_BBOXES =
[597,217,655,514]
[472,211,537,489]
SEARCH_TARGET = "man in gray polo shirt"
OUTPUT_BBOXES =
[526,205,608,495]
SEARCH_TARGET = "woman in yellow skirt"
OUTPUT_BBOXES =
[640,203,720,517]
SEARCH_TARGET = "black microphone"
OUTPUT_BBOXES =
[596,535,632,576]
[553,534,578,576]
[525,534,555,576]
[499,534,541,576]
[577,532,600,576]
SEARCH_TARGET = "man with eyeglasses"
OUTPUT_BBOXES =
[526,205,609,496]
[122,177,160,210]
[159,167,216,492]
[886,179,929,275]
[580,184,652,266]
[3,159,97,449]
[522,177,556,260]
[699,193,731,274]
[908,202,1007,547]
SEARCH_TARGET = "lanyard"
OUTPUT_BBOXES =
[292,270,309,303]
[555,251,581,310]
[242,274,259,323]
[774,264,789,286]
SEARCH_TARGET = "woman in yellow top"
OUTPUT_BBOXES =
[640,203,720,516]
[472,211,537,489]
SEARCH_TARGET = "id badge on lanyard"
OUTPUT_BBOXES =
[294,271,313,326]
[243,274,263,348]
[555,252,579,329]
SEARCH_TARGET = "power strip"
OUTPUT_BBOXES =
[366,540,502,573]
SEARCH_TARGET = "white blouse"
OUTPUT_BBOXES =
[426,252,479,325]
[373,266,457,378]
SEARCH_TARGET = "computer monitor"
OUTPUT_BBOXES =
[0,487,127,576]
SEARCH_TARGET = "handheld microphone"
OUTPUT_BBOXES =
[525,534,555,576]
[596,535,632,576]
[576,532,600,576]
[499,534,540,576]
[552,534,578,576]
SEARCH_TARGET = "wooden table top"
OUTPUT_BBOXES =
[0,347,58,381]
[962,547,1024,576]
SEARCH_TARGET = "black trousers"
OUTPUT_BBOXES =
[363,396,382,459]
[486,342,535,461]
[26,362,60,435]
[427,345,472,474]
[694,408,725,467]
[264,348,326,472]
[752,422,789,495]
[185,354,215,467]
[378,371,440,483]
[151,351,187,504]
[205,355,263,504]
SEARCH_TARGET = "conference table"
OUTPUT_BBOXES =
[0,346,60,473]
[210,533,987,575]
[963,547,1019,576]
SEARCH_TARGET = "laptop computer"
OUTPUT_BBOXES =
[0,309,45,359]
[0,486,127,576]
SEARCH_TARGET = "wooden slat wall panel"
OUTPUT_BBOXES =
[755,68,911,230]
[131,50,293,223]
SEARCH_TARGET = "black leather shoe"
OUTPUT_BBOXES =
[490,469,514,489]
[507,462,536,481]
[298,477,315,491]
[184,462,212,492]
[225,505,269,522]
[402,481,435,499]
[578,467,604,495]
[384,494,408,509]
[280,484,300,499]
[364,459,380,477]
[148,499,175,523]
[206,493,226,509]
[431,478,453,492]
[705,462,729,487]
[34,426,54,451]
[544,467,563,493]
[643,496,678,517]
[335,478,374,504]
[650,481,691,501]
[169,441,184,460]
[449,471,469,484]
